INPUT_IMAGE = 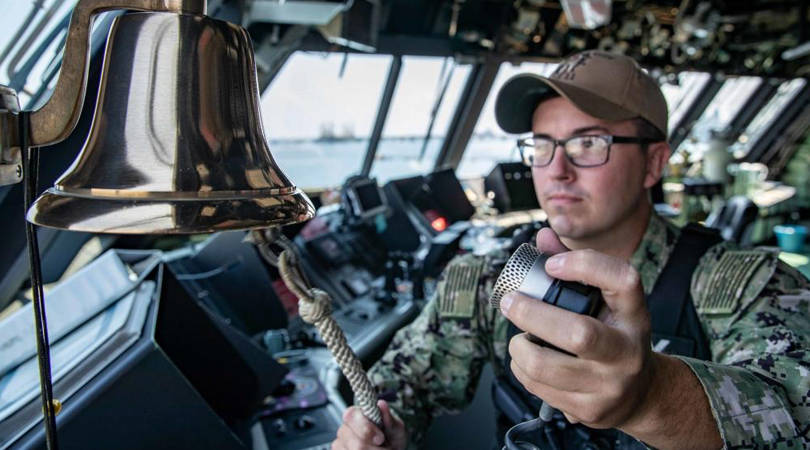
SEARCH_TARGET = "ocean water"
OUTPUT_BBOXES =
[270,136,520,189]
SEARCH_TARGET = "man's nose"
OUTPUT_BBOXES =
[543,145,575,181]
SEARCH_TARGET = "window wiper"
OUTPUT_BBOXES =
[4,0,70,86]
[8,12,71,95]
[419,57,456,161]
[0,0,48,69]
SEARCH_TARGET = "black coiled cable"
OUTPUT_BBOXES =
[504,403,559,450]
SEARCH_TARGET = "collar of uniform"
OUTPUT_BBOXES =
[629,212,680,295]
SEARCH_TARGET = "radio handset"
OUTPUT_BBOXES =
[490,243,603,450]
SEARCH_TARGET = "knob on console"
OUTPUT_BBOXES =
[271,418,286,437]
[295,414,316,430]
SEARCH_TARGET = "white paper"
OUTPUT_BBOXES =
[0,289,136,422]
[0,251,136,377]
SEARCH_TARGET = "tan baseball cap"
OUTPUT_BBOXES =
[495,50,669,138]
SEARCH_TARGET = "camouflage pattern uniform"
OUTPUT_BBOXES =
[367,213,810,449]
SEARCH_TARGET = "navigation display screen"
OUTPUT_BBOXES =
[355,182,383,212]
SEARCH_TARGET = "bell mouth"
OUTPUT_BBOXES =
[27,187,315,234]
[44,185,302,200]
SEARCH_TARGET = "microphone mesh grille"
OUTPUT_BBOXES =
[490,243,540,309]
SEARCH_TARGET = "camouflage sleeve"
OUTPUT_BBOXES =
[685,246,810,449]
[367,254,494,448]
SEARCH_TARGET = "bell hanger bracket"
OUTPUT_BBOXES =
[0,0,207,187]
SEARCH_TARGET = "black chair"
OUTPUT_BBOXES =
[705,196,759,244]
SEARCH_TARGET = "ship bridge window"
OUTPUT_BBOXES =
[660,72,711,136]
[370,56,471,184]
[457,62,558,179]
[731,78,807,158]
[677,76,763,152]
[261,52,393,189]
[0,0,81,109]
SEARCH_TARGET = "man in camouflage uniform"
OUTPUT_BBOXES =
[331,51,810,450]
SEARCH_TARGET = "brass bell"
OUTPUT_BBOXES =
[26,7,314,233]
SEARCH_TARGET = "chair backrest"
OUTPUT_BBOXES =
[705,195,759,244]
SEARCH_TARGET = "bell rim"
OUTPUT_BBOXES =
[49,185,301,200]
[27,189,315,234]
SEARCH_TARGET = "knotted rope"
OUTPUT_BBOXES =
[278,249,382,427]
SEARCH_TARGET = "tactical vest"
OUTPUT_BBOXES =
[493,223,723,450]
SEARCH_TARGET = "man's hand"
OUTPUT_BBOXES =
[501,227,654,428]
[332,400,408,450]
[500,228,722,450]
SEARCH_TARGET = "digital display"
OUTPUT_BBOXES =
[355,182,383,212]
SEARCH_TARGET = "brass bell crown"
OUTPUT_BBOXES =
[27,9,314,233]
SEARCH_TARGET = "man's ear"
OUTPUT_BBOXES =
[643,142,671,189]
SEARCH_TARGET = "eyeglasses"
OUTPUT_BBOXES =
[516,135,657,168]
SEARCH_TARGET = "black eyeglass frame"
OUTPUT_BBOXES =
[516,134,659,168]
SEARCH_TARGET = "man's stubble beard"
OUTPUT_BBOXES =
[546,190,648,243]
[546,203,592,240]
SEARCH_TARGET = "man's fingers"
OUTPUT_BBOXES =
[343,406,386,446]
[335,424,386,450]
[378,400,402,432]
[379,400,393,430]
[501,292,625,361]
[510,361,608,426]
[509,359,588,412]
[508,333,592,392]
[378,400,410,450]
[334,426,352,448]
[536,227,569,255]
[544,249,646,322]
